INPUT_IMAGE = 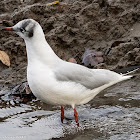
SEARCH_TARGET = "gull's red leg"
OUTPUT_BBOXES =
[61,106,64,123]
[74,108,79,126]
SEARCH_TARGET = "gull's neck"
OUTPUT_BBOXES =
[25,32,61,67]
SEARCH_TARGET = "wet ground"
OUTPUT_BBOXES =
[0,75,140,140]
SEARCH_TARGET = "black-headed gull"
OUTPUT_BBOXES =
[5,19,132,125]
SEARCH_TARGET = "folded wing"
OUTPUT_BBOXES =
[54,62,122,90]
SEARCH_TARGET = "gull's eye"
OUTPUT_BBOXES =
[20,28,25,33]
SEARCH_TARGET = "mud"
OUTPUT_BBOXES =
[0,0,140,139]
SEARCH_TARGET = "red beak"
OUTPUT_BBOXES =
[4,27,13,31]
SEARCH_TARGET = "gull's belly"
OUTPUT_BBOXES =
[28,78,82,106]
[27,66,60,104]
[27,66,93,106]
[27,70,71,105]
[28,79,54,104]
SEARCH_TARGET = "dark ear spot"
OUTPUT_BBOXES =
[27,23,36,38]
[28,28,33,37]
[21,19,36,38]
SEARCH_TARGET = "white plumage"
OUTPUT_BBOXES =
[5,19,132,124]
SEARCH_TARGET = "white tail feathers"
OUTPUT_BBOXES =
[95,74,132,95]
[80,74,132,105]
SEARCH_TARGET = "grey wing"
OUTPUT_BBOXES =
[54,62,121,90]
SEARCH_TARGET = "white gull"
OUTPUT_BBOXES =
[5,19,132,125]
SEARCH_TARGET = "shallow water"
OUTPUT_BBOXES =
[0,76,140,140]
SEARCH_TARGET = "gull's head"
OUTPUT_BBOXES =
[5,19,44,41]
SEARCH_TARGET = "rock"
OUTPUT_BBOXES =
[82,49,104,67]
[135,56,140,63]
[68,58,77,63]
